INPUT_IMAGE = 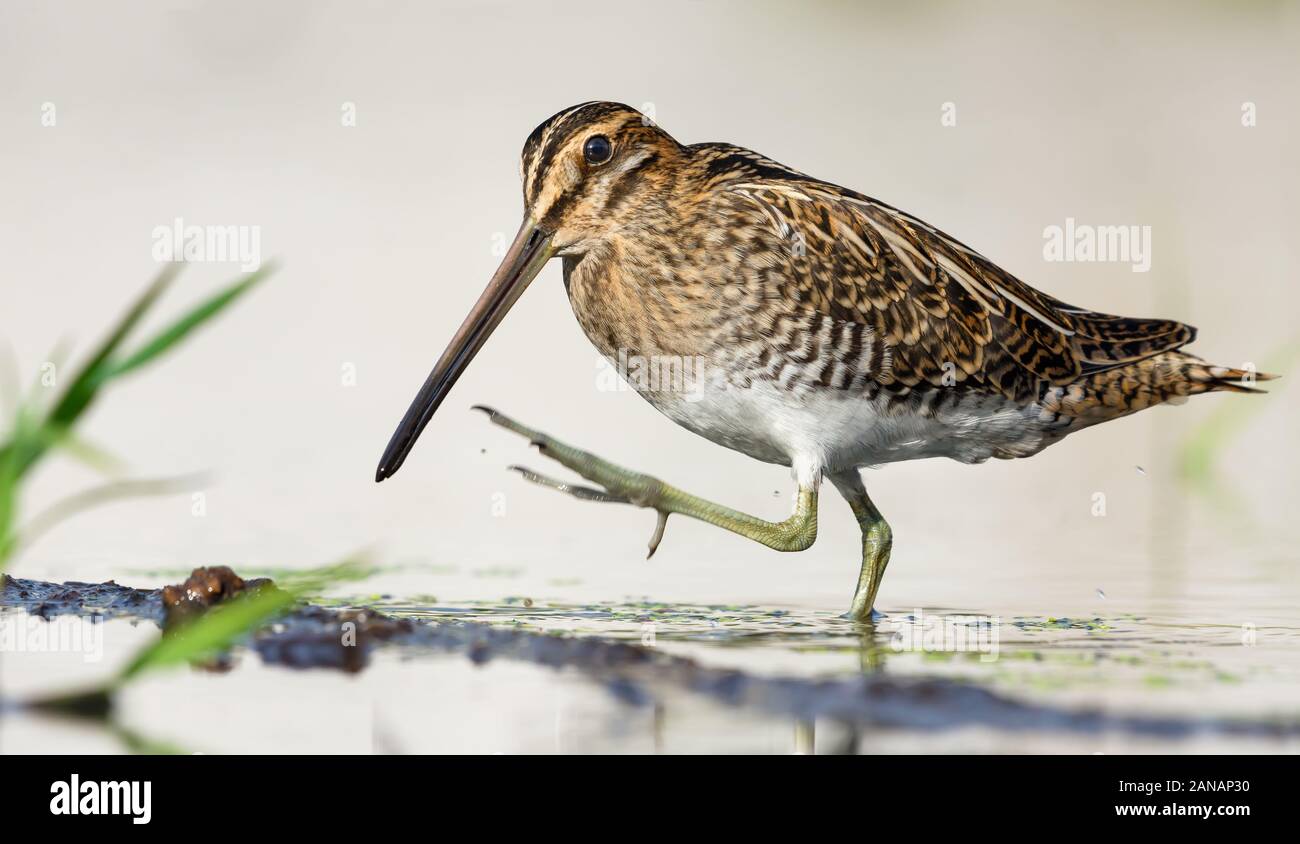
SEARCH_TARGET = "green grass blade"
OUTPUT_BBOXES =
[0,448,17,566]
[102,263,274,382]
[44,265,179,433]
[12,264,271,483]
[114,555,374,684]
[7,267,178,482]
[14,423,126,476]
[116,585,297,683]
[0,406,41,569]
[43,432,126,476]
[272,555,376,597]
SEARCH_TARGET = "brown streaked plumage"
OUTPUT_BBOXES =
[376,101,1274,619]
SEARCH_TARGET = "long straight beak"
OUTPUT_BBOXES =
[375,217,554,482]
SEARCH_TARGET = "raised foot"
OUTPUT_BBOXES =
[474,405,672,557]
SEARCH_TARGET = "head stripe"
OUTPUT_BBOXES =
[522,102,641,205]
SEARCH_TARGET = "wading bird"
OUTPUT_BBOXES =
[376,102,1271,620]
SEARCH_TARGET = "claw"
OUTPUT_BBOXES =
[646,510,669,559]
[474,405,538,441]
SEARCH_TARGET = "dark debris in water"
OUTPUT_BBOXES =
[3,571,1298,741]
[1,572,165,624]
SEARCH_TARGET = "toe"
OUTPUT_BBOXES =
[509,465,628,503]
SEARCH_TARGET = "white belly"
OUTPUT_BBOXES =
[642,377,1050,485]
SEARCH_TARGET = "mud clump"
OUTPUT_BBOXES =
[161,566,278,629]
[155,567,408,672]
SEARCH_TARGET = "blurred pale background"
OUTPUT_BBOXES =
[2,0,1296,622]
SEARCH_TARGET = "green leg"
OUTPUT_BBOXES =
[477,406,818,558]
[829,470,892,622]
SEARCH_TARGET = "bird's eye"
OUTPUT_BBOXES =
[583,135,612,165]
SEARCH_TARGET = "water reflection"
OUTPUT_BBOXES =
[362,595,1300,717]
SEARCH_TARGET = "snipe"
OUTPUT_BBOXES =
[376,102,1272,621]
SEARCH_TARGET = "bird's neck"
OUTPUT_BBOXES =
[563,213,709,365]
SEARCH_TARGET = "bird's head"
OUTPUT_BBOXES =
[520,101,681,253]
[375,102,680,481]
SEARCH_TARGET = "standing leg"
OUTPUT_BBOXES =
[829,469,893,621]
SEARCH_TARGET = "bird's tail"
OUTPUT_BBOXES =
[1041,351,1279,423]
[1180,359,1279,395]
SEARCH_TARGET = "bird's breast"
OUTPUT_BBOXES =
[563,245,731,364]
